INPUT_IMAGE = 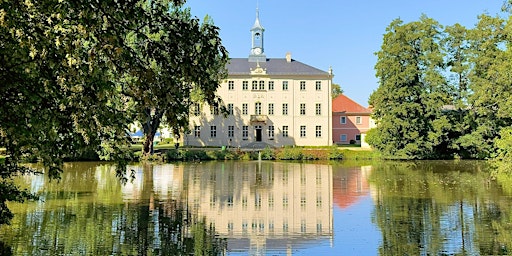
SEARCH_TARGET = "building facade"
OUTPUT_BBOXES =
[184,10,333,148]
[332,94,374,146]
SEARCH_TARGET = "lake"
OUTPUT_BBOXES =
[0,160,511,255]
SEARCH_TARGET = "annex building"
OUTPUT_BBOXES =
[184,10,333,148]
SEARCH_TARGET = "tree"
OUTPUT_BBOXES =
[121,5,228,156]
[369,16,450,159]
[331,83,343,99]
[457,14,510,159]
[0,0,226,225]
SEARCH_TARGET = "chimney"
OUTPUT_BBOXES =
[285,52,292,63]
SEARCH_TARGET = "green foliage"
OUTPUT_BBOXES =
[370,15,449,160]
[328,146,344,160]
[275,147,303,160]
[331,83,343,99]
[0,0,227,225]
[260,146,275,160]
[370,11,512,160]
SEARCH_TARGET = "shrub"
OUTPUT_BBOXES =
[260,147,275,160]
[166,149,183,161]
[328,146,344,160]
[183,150,211,161]
[276,147,303,160]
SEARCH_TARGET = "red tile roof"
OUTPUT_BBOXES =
[332,94,372,113]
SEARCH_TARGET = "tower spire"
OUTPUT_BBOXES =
[249,3,266,62]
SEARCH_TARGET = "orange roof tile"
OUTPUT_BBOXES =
[332,94,372,114]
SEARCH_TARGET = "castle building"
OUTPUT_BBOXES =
[185,10,333,148]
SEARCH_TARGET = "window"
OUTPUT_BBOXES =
[316,126,322,138]
[255,102,262,115]
[228,126,234,137]
[300,103,306,115]
[300,81,306,91]
[356,116,362,124]
[268,81,274,90]
[282,103,288,115]
[268,125,274,139]
[341,134,347,142]
[340,116,346,124]
[211,105,219,115]
[210,126,217,138]
[242,81,248,90]
[242,126,249,139]
[282,81,288,91]
[227,103,233,115]
[193,103,200,116]
[268,103,274,115]
[242,103,248,115]
[356,134,361,141]
[228,80,234,90]
[316,81,321,91]
[301,193,306,209]
[315,103,321,115]
[252,80,258,90]
[283,194,289,208]
[259,80,265,90]
[300,125,306,138]
[194,126,200,137]
[282,126,288,137]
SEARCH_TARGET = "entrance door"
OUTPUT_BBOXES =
[255,126,262,142]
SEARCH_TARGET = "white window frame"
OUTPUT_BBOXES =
[268,103,274,115]
[228,126,234,137]
[300,125,306,138]
[282,81,288,91]
[340,116,346,124]
[194,126,200,137]
[227,103,233,115]
[210,126,217,138]
[282,126,288,137]
[242,126,249,139]
[242,103,248,115]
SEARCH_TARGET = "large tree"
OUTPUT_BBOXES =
[368,15,450,159]
[456,14,512,158]
[121,5,228,156]
[0,0,226,225]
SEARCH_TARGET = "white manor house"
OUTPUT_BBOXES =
[183,10,333,148]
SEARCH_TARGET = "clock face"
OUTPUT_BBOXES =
[254,48,262,55]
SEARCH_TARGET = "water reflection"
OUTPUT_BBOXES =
[370,160,511,256]
[179,161,333,254]
[2,160,512,255]
[0,161,336,255]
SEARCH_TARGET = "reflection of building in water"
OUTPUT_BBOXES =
[118,164,184,201]
[182,161,333,253]
[332,166,371,209]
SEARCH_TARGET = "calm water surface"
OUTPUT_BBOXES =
[0,160,511,255]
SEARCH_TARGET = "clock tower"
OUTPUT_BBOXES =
[249,8,266,62]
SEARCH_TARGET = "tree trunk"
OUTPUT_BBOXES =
[142,108,163,156]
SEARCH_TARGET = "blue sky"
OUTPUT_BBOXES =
[185,1,505,105]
